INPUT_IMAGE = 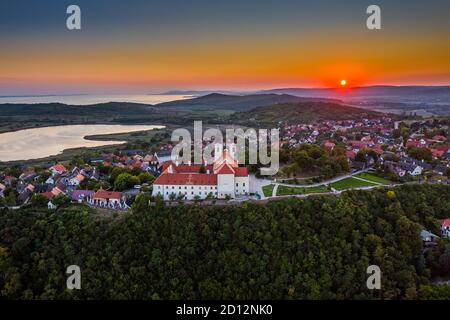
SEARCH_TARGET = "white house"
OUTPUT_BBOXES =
[152,148,249,201]
[87,189,128,210]
[442,219,450,238]
[68,174,85,186]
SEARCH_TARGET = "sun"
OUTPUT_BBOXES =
[340,79,347,87]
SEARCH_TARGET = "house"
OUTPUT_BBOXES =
[0,183,6,198]
[68,174,85,186]
[322,141,335,151]
[399,162,423,176]
[50,164,67,175]
[48,201,57,210]
[351,161,366,171]
[432,135,447,142]
[17,185,34,205]
[434,164,448,175]
[87,189,127,209]
[345,150,356,160]
[152,147,250,201]
[431,149,445,159]
[90,157,105,164]
[41,191,55,199]
[441,218,450,237]
[3,176,16,187]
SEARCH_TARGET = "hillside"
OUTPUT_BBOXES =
[228,101,385,126]
[156,93,342,111]
[0,185,449,299]
[261,86,450,116]
[0,101,215,133]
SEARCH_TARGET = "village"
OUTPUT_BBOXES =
[0,117,449,232]
[280,117,450,179]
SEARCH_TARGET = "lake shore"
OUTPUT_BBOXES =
[0,124,165,163]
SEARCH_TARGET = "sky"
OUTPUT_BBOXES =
[0,0,449,95]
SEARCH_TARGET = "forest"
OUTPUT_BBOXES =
[0,184,449,300]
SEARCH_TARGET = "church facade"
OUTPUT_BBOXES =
[152,147,249,201]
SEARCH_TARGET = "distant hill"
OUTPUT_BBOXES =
[261,86,450,98]
[156,93,342,111]
[0,102,179,133]
[228,101,385,126]
[260,86,450,116]
[0,101,154,117]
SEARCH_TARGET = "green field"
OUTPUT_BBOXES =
[331,177,378,191]
[354,172,392,185]
[277,185,329,196]
[262,184,275,197]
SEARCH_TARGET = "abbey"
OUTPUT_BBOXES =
[152,145,249,201]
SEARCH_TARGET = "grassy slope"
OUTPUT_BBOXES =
[354,172,392,185]
[331,177,378,190]
[277,185,329,196]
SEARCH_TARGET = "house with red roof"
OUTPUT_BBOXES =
[441,218,450,237]
[432,135,447,142]
[87,189,127,209]
[50,164,67,175]
[431,149,445,159]
[152,146,249,201]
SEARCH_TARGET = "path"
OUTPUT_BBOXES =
[260,169,371,198]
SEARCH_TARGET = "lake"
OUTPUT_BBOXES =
[0,124,165,162]
[0,94,191,105]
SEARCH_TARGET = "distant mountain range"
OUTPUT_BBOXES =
[159,85,450,99]
[260,85,450,98]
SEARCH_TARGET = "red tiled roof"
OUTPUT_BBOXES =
[51,164,66,172]
[217,163,235,174]
[234,167,249,177]
[93,190,122,200]
[154,173,217,185]
[41,192,54,199]
[433,135,447,142]
[442,218,450,228]
[346,150,356,159]
[431,149,445,158]
[435,145,450,152]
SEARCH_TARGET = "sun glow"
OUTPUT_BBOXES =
[340,79,347,87]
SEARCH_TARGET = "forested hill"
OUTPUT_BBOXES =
[228,102,385,126]
[1,184,450,300]
[156,93,343,111]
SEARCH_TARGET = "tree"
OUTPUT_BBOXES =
[52,194,70,208]
[30,194,48,207]
[110,167,132,184]
[407,147,432,162]
[131,194,151,212]
[5,192,16,207]
[138,172,155,184]
[444,168,450,178]
[114,173,139,191]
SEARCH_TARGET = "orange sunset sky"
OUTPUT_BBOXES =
[0,0,449,94]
